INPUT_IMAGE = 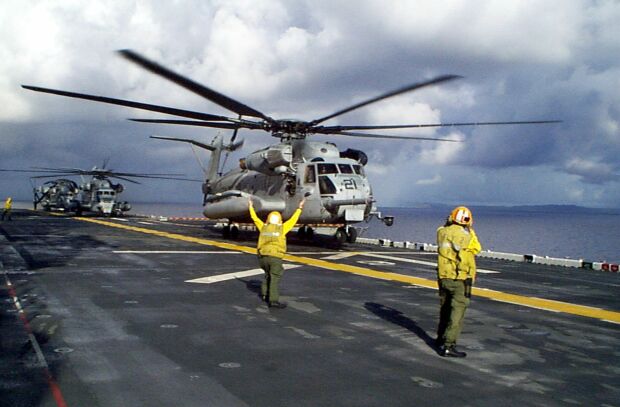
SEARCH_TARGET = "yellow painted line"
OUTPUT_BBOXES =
[75,217,620,324]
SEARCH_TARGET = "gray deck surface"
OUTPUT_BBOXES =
[1,210,619,407]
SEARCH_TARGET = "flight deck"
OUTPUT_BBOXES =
[1,210,619,407]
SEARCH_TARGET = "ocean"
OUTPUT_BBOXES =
[11,201,619,263]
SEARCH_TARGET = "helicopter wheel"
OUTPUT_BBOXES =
[346,227,357,243]
[297,226,307,239]
[222,225,231,238]
[334,227,347,245]
[305,227,314,240]
[230,225,239,239]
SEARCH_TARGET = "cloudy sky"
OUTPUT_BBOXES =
[1,0,619,208]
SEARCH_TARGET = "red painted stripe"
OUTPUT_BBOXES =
[46,370,69,407]
[5,278,70,407]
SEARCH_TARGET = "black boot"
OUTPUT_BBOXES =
[268,301,287,309]
[440,345,467,358]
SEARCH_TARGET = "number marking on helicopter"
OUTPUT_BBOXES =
[75,217,620,323]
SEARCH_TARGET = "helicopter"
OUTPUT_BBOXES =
[2,164,195,216]
[33,178,80,212]
[22,50,560,241]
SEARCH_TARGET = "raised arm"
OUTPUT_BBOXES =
[282,199,305,235]
[248,199,264,230]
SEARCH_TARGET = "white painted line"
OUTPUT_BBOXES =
[137,221,155,225]
[3,273,49,369]
[321,252,361,260]
[111,217,129,222]
[362,253,500,274]
[186,264,301,284]
[114,250,243,254]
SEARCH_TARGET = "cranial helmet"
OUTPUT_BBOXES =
[450,206,473,226]
[267,211,282,225]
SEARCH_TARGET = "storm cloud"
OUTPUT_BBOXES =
[1,0,618,207]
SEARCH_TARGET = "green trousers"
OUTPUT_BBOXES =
[258,255,284,302]
[1,209,11,221]
[437,279,470,347]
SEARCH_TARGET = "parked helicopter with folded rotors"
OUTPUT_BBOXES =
[3,164,193,217]
[22,50,560,242]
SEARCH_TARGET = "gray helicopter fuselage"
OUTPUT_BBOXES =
[79,177,131,215]
[203,140,372,225]
[34,179,80,211]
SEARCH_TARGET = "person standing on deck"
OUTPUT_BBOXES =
[1,197,12,221]
[436,206,482,357]
[248,198,305,308]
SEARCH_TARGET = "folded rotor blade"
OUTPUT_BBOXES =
[310,75,462,125]
[129,119,246,130]
[332,131,462,142]
[317,120,562,132]
[118,49,271,121]
[151,135,216,151]
[21,85,232,122]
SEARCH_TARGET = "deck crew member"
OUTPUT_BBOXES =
[248,198,305,308]
[436,206,481,357]
[1,197,12,221]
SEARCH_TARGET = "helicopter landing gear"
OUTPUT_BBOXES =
[222,224,239,239]
[346,226,358,243]
[334,227,347,244]
[335,226,357,244]
[297,225,314,241]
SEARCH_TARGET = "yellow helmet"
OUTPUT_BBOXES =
[450,206,473,226]
[267,211,282,225]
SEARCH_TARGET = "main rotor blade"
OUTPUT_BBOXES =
[108,175,141,184]
[129,119,248,130]
[310,75,462,125]
[151,135,216,151]
[110,174,201,182]
[30,174,80,179]
[118,49,271,121]
[332,131,462,142]
[21,85,232,122]
[31,167,85,172]
[316,120,562,132]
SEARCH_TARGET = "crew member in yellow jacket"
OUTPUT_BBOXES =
[1,197,13,221]
[436,206,482,358]
[249,198,305,308]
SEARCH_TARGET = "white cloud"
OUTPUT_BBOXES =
[415,174,442,186]
[1,0,619,207]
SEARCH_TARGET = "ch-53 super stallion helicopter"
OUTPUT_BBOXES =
[22,50,559,242]
[2,164,192,216]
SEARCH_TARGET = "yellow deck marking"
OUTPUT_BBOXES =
[76,217,620,324]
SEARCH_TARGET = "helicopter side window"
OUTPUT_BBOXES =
[318,163,338,175]
[353,165,364,176]
[319,176,337,195]
[305,165,316,184]
[338,164,354,174]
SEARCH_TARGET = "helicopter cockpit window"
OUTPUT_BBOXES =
[319,176,337,195]
[352,165,364,176]
[338,164,354,174]
[305,165,316,184]
[318,163,338,175]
